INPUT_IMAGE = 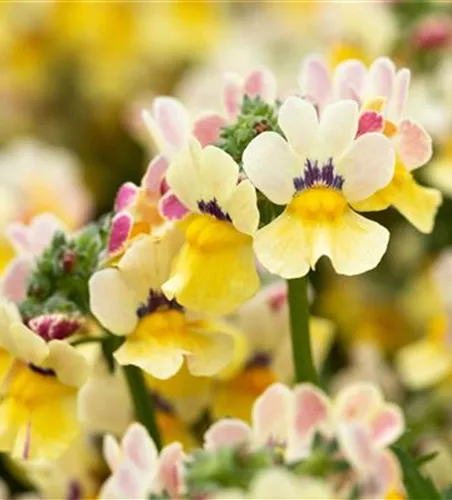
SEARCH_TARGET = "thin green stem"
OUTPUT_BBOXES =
[123,364,162,450]
[287,276,318,386]
[70,336,105,347]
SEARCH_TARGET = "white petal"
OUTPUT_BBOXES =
[89,269,139,335]
[319,100,359,160]
[298,55,331,107]
[338,133,395,202]
[46,340,88,387]
[332,60,367,101]
[278,96,319,159]
[242,132,296,205]
[8,322,49,364]
[366,57,396,101]
[225,180,259,235]
[388,69,410,123]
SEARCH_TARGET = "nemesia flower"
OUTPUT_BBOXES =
[213,281,334,422]
[243,96,394,278]
[300,56,441,233]
[205,382,404,498]
[90,230,235,379]
[100,422,185,500]
[0,138,92,230]
[1,213,66,303]
[162,139,260,313]
[212,468,333,500]
[0,301,88,461]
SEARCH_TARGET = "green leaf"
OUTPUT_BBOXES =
[392,446,442,500]
[415,451,439,467]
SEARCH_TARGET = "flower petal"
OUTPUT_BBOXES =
[204,419,251,451]
[252,383,293,447]
[367,57,395,101]
[253,209,311,279]
[107,213,133,257]
[397,119,432,170]
[334,382,383,423]
[370,404,404,448]
[388,68,410,123]
[142,155,168,194]
[193,113,226,147]
[185,330,234,377]
[1,257,33,303]
[242,132,296,205]
[114,183,138,213]
[156,442,185,498]
[29,214,66,255]
[159,192,189,221]
[122,422,158,472]
[338,132,395,203]
[333,60,367,101]
[278,96,319,159]
[46,340,88,387]
[5,222,30,254]
[103,434,122,472]
[337,422,377,473]
[224,180,259,235]
[319,100,359,160]
[89,268,139,335]
[356,111,384,138]
[244,67,277,102]
[8,322,49,365]
[322,209,390,276]
[224,73,243,119]
[298,55,331,107]
[152,97,190,152]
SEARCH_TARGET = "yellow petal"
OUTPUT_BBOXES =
[163,215,259,314]
[396,339,452,390]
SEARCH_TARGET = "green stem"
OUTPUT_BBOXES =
[123,364,162,450]
[70,336,104,347]
[287,276,318,385]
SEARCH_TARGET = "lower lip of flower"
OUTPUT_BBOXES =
[288,187,347,222]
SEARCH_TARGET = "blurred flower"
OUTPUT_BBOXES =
[162,139,260,313]
[412,15,452,51]
[1,213,65,303]
[100,422,185,500]
[0,300,88,461]
[243,97,394,277]
[213,282,334,422]
[424,138,452,197]
[90,230,235,379]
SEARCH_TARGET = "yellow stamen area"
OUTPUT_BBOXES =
[9,363,75,409]
[288,188,347,223]
[383,119,398,138]
[329,41,369,68]
[133,309,188,340]
[185,214,251,251]
[363,97,386,113]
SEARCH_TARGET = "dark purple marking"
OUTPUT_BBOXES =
[293,158,344,192]
[197,198,232,222]
[136,290,183,318]
[29,364,56,377]
[245,351,272,370]
[151,391,175,414]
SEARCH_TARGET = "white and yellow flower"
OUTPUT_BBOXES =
[90,229,235,380]
[162,139,260,313]
[0,301,88,462]
[243,96,394,278]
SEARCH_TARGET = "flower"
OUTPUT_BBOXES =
[162,139,260,313]
[300,56,441,233]
[1,213,66,303]
[243,96,394,278]
[100,422,185,500]
[205,381,404,499]
[0,301,88,461]
[90,230,235,379]
[213,281,334,422]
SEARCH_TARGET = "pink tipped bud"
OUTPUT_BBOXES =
[28,313,82,341]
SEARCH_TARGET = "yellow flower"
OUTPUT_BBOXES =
[0,302,88,461]
[89,229,235,380]
[243,97,394,278]
[162,139,260,314]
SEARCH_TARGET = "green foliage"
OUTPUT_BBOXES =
[216,95,281,165]
[185,446,276,497]
[392,446,442,500]
[19,215,110,319]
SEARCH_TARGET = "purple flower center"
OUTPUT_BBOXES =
[197,198,232,222]
[245,351,272,370]
[293,158,344,191]
[136,290,183,318]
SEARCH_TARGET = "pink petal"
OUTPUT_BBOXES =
[204,419,251,451]
[398,118,432,170]
[109,462,144,499]
[356,111,384,138]
[362,450,402,499]
[157,442,185,499]
[159,192,189,221]
[244,67,277,102]
[30,213,66,255]
[337,422,376,473]
[266,283,287,312]
[252,383,292,447]
[153,97,190,150]
[114,182,138,213]
[298,55,331,107]
[368,57,396,100]
[333,60,367,102]
[142,155,169,194]
[122,422,158,472]
[335,383,382,423]
[370,404,404,448]
[1,256,33,303]
[224,73,243,119]
[6,222,30,253]
[292,384,330,444]
[388,68,411,123]
[107,212,133,256]
[193,113,227,147]
[103,434,122,472]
